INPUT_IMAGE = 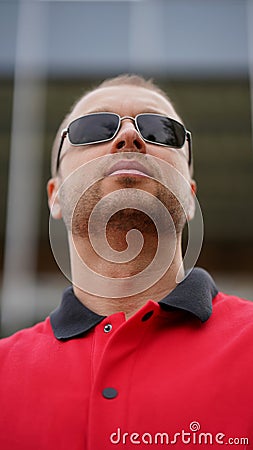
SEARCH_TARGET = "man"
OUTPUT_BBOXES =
[0,74,253,449]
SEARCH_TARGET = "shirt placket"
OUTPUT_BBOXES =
[86,301,159,450]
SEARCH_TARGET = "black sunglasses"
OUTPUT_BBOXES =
[56,112,192,171]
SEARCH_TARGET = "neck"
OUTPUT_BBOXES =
[69,227,184,319]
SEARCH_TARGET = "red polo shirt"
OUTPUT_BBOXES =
[0,268,253,449]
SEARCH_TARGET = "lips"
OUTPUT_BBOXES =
[106,160,153,178]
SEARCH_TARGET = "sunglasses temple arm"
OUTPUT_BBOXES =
[56,131,67,173]
[186,132,192,167]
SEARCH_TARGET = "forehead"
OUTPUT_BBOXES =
[69,85,180,122]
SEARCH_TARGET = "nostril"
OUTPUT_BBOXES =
[116,140,125,150]
[113,131,146,153]
[134,139,142,150]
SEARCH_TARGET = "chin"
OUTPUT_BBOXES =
[101,174,158,196]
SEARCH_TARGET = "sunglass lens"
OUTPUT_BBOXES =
[68,113,119,145]
[137,114,185,147]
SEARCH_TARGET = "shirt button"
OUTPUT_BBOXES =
[102,387,118,399]
[141,310,154,322]
[104,323,113,333]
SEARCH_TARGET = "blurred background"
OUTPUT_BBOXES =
[1,0,253,336]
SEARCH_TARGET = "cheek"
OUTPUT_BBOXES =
[60,143,112,178]
[148,147,193,211]
[149,147,191,182]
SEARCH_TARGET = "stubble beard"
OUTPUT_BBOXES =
[59,175,187,238]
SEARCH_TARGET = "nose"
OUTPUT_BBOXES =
[110,119,146,154]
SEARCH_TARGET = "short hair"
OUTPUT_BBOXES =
[51,74,180,177]
[97,74,173,103]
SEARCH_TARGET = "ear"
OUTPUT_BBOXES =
[187,179,197,221]
[47,177,62,219]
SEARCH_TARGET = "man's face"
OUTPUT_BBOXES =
[48,84,195,237]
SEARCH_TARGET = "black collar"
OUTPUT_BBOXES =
[50,267,218,340]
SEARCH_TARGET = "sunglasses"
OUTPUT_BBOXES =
[56,112,192,171]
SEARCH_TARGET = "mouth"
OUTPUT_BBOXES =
[105,160,153,178]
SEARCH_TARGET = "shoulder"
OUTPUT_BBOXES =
[214,291,253,317]
[0,317,54,359]
[211,291,253,336]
